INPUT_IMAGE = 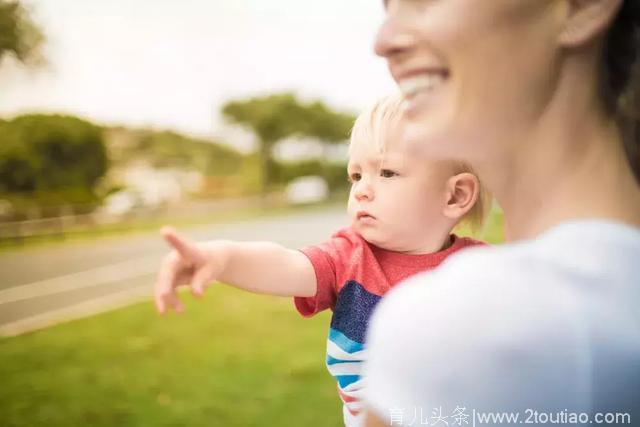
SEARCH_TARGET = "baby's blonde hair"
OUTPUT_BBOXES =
[349,94,406,156]
[349,94,491,232]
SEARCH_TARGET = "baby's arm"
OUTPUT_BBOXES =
[214,240,317,297]
[154,226,317,315]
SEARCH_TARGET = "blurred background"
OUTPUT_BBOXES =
[0,1,503,426]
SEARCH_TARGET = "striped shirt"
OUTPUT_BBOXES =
[294,227,484,426]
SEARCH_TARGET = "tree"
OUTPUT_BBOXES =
[302,100,356,144]
[0,0,45,66]
[134,130,243,176]
[0,120,37,193]
[0,114,109,208]
[222,93,354,196]
[222,93,305,197]
[301,100,357,188]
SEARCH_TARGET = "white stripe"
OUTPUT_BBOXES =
[340,378,365,393]
[327,361,362,376]
[327,339,367,361]
[343,406,363,427]
[339,384,367,400]
[0,282,151,336]
[345,400,365,413]
[0,255,161,304]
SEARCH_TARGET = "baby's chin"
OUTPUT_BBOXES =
[355,226,409,252]
[353,225,381,244]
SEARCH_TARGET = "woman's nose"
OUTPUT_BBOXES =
[374,13,415,60]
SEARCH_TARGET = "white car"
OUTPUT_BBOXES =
[285,176,329,205]
[99,190,142,217]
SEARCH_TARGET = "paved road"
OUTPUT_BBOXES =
[0,206,349,336]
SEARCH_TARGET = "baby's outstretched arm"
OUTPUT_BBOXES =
[154,226,317,315]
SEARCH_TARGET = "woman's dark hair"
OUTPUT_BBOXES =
[603,0,640,184]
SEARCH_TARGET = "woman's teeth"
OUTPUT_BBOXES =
[398,74,445,98]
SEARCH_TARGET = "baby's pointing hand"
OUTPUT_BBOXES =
[154,226,218,315]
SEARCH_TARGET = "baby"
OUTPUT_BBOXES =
[154,94,489,426]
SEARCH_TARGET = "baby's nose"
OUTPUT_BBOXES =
[355,182,374,201]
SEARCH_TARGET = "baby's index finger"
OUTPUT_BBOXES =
[160,226,201,261]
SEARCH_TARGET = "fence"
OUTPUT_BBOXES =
[0,194,285,245]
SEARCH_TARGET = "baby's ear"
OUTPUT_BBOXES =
[442,172,479,221]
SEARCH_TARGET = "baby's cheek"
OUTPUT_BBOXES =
[398,186,429,212]
[346,196,356,215]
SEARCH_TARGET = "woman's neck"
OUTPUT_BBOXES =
[484,60,640,241]
[501,124,640,241]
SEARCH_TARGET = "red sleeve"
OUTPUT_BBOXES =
[293,228,358,317]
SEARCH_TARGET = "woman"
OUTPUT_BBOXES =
[362,0,640,425]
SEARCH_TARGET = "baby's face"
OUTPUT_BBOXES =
[347,125,453,252]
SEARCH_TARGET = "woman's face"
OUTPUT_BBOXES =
[375,0,562,165]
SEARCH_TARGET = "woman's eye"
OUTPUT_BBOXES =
[348,173,361,182]
[380,169,398,178]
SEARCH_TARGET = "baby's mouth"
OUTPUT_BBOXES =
[356,211,376,220]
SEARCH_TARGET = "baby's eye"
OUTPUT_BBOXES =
[348,172,362,183]
[380,169,398,178]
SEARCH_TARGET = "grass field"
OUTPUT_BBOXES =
[0,287,342,426]
[0,208,505,426]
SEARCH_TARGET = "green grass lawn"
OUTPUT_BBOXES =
[0,208,505,426]
[0,287,342,427]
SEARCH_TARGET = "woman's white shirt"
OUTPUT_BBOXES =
[362,220,640,425]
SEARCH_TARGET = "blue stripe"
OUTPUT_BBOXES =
[336,374,361,389]
[329,327,365,354]
[326,355,342,365]
[326,354,363,365]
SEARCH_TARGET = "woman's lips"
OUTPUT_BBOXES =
[398,72,447,99]
[397,70,449,117]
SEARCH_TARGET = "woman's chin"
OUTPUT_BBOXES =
[402,119,460,161]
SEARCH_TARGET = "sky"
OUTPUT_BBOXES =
[0,0,396,146]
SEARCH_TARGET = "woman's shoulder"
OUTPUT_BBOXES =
[372,241,542,328]
[429,219,640,290]
[367,219,640,347]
